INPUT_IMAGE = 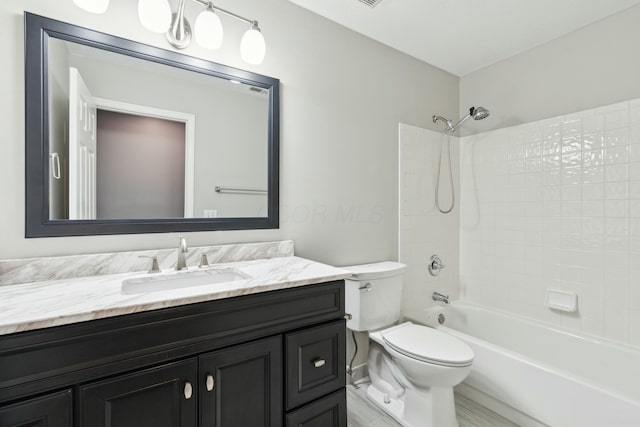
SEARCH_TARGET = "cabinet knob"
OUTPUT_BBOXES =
[313,358,326,368]
[206,375,215,392]
[184,381,193,399]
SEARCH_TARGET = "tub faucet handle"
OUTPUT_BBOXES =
[428,255,446,276]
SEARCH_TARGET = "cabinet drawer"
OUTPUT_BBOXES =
[286,389,346,427]
[286,320,346,410]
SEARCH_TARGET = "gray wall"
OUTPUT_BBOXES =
[460,3,640,136]
[0,0,458,262]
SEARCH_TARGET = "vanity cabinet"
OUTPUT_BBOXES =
[0,281,345,427]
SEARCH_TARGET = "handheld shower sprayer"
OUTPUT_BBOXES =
[431,106,491,214]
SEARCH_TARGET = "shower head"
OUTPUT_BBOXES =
[433,105,491,133]
[470,106,490,120]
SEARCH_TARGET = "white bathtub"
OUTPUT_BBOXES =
[405,301,640,427]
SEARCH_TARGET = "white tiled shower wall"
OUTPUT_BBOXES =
[399,123,460,315]
[460,99,640,348]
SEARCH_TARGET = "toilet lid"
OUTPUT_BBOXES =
[381,323,474,367]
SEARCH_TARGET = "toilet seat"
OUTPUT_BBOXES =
[381,322,474,367]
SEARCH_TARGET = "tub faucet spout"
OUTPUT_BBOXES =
[176,236,188,270]
[432,292,449,304]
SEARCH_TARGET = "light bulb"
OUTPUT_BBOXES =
[138,0,172,34]
[72,0,110,14]
[194,7,224,50]
[240,24,265,65]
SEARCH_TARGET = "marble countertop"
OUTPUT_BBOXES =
[0,256,351,335]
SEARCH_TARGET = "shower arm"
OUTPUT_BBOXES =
[432,115,454,132]
[448,113,471,133]
[432,114,471,134]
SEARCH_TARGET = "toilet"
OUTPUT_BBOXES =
[343,261,473,427]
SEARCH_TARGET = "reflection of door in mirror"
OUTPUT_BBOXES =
[69,67,97,219]
[66,71,196,221]
[95,110,188,220]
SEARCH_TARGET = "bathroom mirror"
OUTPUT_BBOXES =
[25,13,279,237]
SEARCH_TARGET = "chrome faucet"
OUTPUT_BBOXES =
[176,236,188,270]
[432,292,450,304]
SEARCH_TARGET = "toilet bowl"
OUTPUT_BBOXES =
[367,322,473,427]
[343,262,474,427]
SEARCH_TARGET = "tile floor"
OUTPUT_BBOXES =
[347,383,519,427]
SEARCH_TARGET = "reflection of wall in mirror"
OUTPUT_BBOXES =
[65,44,268,219]
[48,39,70,220]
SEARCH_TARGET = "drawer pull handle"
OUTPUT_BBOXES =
[206,375,215,392]
[184,382,193,399]
[313,358,326,368]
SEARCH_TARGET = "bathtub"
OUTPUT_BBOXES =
[405,301,640,427]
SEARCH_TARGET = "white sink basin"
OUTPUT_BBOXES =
[121,268,250,294]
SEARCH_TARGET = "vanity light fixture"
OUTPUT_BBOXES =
[138,0,173,34]
[72,0,266,64]
[72,0,110,14]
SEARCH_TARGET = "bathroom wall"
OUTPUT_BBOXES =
[0,0,458,263]
[459,99,640,348]
[459,3,640,136]
[399,123,460,315]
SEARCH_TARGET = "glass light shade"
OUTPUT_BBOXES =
[194,9,224,50]
[138,0,172,34]
[240,28,266,65]
[72,0,110,14]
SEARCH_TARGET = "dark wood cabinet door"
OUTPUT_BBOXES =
[199,336,282,427]
[286,389,346,427]
[79,359,197,427]
[0,390,71,427]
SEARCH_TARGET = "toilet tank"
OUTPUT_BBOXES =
[342,261,406,332]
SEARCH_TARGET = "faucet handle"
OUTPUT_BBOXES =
[428,255,446,276]
[199,253,209,268]
[139,255,161,273]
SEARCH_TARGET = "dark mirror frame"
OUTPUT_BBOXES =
[25,12,279,237]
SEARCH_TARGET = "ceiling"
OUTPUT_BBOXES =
[286,0,640,76]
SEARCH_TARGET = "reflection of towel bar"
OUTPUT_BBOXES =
[215,186,267,195]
